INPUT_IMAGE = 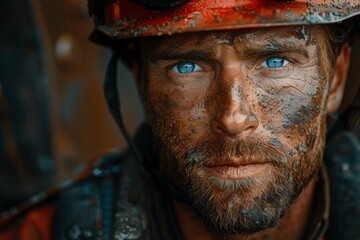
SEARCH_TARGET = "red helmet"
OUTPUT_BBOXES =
[89,0,360,39]
[88,0,360,133]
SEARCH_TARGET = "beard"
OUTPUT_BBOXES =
[151,115,326,235]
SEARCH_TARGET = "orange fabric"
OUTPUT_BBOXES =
[0,202,56,240]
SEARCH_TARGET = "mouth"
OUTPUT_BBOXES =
[205,161,273,180]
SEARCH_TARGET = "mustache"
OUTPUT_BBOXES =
[183,136,289,166]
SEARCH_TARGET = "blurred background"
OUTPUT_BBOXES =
[0,0,359,214]
[0,0,143,211]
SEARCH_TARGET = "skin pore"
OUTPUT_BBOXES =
[135,26,349,240]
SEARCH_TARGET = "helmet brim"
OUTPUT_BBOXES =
[95,0,360,39]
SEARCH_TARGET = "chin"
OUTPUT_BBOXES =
[171,164,296,235]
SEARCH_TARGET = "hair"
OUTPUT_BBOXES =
[323,17,360,64]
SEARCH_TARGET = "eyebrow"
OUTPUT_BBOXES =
[149,38,310,62]
[150,49,214,62]
[241,40,310,59]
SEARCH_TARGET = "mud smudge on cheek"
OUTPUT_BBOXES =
[282,104,321,130]
[254,87,284,132]
[190,101,206,121]
[148,91,175,117]
[258,90,282,111]
[279,75,325,130]
[270,137,281,145]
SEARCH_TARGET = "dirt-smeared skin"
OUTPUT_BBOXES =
[137,26,333,237]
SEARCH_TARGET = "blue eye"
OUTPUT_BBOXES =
[172,61,201,74]
[261,57,289,68]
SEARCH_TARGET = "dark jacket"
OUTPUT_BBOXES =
[1,125,360,239]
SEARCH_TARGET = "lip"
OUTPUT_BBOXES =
[205,162,272,180]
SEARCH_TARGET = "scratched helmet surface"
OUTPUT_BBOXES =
[89,0,360,40]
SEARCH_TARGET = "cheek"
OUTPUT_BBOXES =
[254,73,327,131]
[146,78,210,138]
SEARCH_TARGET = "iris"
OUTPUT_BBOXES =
[265,57,285,68]
[176,62,196,73]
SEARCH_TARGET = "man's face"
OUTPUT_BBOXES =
[138,26,332,234]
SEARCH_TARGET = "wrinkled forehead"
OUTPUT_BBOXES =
[138,25,325,54]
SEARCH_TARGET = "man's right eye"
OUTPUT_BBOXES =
[171,61,202,74]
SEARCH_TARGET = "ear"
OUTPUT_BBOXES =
[327,43,351,114]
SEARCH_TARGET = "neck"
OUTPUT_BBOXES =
[172,177,317,240]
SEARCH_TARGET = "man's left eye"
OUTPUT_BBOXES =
[171,61,202,74]
[261,57,289,68]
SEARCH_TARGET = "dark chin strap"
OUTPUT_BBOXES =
[104,51,143,166]
[103,52,190,203]
[104,52,185,239]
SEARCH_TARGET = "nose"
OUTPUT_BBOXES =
[211,70,259,138]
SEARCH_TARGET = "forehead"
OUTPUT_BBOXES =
[139,26,326,54]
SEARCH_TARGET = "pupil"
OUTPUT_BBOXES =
[267,57,284,68]
[177,62,195,73]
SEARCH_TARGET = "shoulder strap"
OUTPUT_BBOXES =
[52,178,102,240]
[52,151,126,240]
